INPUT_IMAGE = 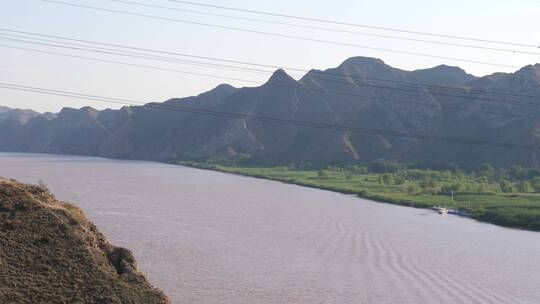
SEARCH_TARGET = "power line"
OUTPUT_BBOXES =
[3,31,540,111]
[0,34,274,75]
[1,27,538,101]
[4,41,540,120]
[4,33,540,111]
[0,43,262,84]
[0,38,540,120]
[168,0,540,49]
[0,27,282,72]
[40,0,522,69]
[108,0,540,56]
[0,82,534,150]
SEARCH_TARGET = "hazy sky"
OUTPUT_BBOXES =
[1,0,539,112]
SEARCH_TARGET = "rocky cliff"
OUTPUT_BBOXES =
[0,178,169,304]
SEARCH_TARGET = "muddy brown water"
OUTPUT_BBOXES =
[1,153,539,304]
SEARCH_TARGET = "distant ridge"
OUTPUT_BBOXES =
[1,57,540,168]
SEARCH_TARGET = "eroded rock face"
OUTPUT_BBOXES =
[2,58,540,168]
[0,177,169,304]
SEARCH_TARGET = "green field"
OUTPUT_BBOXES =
[178,161,540,232]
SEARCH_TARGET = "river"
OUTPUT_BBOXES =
[1,152,539,304]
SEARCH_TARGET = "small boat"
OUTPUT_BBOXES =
[432,206,449,215]
[437,207,449,215]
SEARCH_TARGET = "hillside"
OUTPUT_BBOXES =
[1,58,540,168]
[0,178,169,304]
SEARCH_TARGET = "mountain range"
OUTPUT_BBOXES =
[1,57,540,169]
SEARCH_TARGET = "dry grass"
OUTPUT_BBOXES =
[0,178,169,304]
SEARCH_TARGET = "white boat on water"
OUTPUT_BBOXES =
[438,208,449,215]
[432,206,449,215]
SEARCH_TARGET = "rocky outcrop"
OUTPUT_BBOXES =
[0,178,169,304]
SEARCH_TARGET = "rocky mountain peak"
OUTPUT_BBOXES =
[339,56,387,69]
[58,106,99,120]
[431,64,468,73]
[0,107,43,124]
[195,83,237,100]
[331,56,405,81]
[265,69,298,86]
[515,64,540,82]
[409,64,477,86]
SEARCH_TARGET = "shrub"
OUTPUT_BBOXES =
[369,160,403,173]
[517,181,531,193]
[528,169,540,179]
[532,177,540,193]
[393,175,406,185]
[476,183,487,193]
[499,180,514,193]
[508,165,528,181]
[317,169,329,178]
[420,177,437,189]
[441,182,463,194]
[406,183,419,194]
[382,174,393,185]
[346,166,368,174]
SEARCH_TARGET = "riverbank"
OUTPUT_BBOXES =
[178,161,540,232]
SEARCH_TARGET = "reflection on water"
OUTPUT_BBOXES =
[1,153,539,304]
